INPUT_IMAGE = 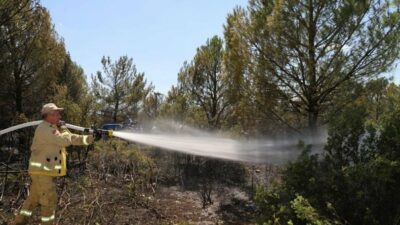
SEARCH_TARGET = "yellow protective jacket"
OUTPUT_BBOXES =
[28,121,91,177]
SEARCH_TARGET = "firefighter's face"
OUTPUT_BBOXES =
[46,110,61,124]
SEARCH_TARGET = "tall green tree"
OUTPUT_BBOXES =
[224,8,301,136]
[1,2,39,113]
[0,0,69,127]
[225,0,400,133]
[93,55,152,123]
[178,36,228,129]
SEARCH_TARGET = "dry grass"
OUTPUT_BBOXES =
[0,140,273,225]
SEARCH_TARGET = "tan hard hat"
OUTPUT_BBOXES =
[41,103,64,115]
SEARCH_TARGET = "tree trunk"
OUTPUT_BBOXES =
[15,84,22,113]
[307,0,318,135]
[14,67,23,114]
[308,106,319,135]
[113,100,119,123]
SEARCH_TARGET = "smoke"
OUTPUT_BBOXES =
[113,121,327,164]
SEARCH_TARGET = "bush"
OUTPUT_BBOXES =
[90,139,157,194]
[255,97,400,225]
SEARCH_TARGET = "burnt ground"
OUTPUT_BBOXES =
[0,163,279,225]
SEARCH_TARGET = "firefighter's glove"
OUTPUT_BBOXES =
[93,130,102,141]
[57,120,69,132]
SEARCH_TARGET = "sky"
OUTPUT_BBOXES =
[40,0,248,94]
[41,0,399,95]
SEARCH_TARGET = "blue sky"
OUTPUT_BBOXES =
[41,0,248,94]
[41,0,398,94]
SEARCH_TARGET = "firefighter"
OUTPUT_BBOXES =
[11,103,95,225]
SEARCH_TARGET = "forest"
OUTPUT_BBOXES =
[0,0,400,224]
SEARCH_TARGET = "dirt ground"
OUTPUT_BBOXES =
[0,168,265,225]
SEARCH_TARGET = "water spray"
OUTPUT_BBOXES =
[0,121,325,164]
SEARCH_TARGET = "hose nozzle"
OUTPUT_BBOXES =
[94,128,113,140]
[104,129,113,138]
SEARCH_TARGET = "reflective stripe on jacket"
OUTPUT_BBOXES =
[28,121,91,177]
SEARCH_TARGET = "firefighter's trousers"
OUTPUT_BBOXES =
[13,175,57,225]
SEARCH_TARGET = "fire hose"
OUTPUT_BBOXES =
[0,120,112,138]
[0,121,113,176]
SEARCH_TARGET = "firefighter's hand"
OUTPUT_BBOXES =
[57,120,68,132]
[57,120,66,127]
[93,131,102,141]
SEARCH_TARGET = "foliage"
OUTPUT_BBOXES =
[1,0,400,224]
[223,0,400,132]
[92,55,153,123]
[255,80,400,225]
[177,36,228,129]
[0,0,90,128]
